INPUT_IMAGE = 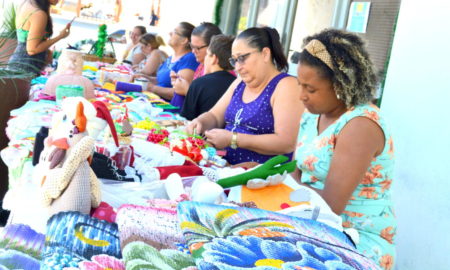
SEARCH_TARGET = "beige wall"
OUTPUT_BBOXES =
[289,0,336,52]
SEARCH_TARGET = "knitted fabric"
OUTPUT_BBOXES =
[116,204,183,251]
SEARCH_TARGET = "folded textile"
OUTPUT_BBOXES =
[116,204,183,251]
[122,241,196,270]
[0,224,45,260]
[42,211,121,267]
[177,201,379,270]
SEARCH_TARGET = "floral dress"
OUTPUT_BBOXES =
[295,104,396,270]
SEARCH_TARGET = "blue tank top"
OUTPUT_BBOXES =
[224,73,292,164]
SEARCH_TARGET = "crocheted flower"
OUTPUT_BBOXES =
[197,236,356,270]
[198,236,303,269]
[78,254,125,270]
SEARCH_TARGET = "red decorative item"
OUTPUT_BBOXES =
[146,128,170,144]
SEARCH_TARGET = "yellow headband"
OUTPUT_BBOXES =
[304,39,334,70]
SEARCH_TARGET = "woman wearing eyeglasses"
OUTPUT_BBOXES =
[171,22,222,110]
[144,22,199,105]
[186,27,303,165]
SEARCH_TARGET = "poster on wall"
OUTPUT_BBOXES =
[346,2,371,33]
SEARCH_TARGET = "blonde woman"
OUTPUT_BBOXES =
[134,33,167,77]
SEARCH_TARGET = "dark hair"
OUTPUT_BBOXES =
[140,33,165,49]
[31,0,53,36]
[192,22,222,46]
[134,25,147,35]
[236,27,288,72]
[208,34,234,70]
[178,22,195,50]
[299,29,377,107]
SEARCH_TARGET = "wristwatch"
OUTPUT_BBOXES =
[230,132,238,149]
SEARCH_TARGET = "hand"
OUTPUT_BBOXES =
[204,128,232,150]
[170,70,178,86]
[186,119,204,136]
[173,75,189,95]
[59,24,71,39]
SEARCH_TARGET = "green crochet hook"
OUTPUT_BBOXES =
[217,155,297,188]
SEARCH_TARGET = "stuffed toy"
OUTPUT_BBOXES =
[58,97,119,147]
[38,102,101,216]
[43,49,95,99]
[217,155,296,188]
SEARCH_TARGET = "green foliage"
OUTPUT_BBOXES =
[213,0,224,26]
[0,1,16,38]
[95,24,108,58]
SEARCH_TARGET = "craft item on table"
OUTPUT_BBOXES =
[90,152,133,181]
[43,49,95,99]
[115,81,142,93]
[42,211,121,269]
[91,201,117,223]
[122,241,196,270]
[55,84,84,104]
[134,77,149,90]
[110,136,134,170]
[217,155,296,188]
[102,82,116,91]
[147,127,170,144]
[38,102,101,216]
[227,174,343,230]
[0,224,45,260]
[95,24,107,58]
[116,204,184,250]
[0,250,40,270]
[155,163,203,180]
[32,126,49,166]
[91,101,120,143]
[78,254,125,270]
[177,201,379,270]
[190,176,225,204]
[132,139,185,167]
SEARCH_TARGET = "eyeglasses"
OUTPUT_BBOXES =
[228,51,258,67]
[190,43,208,51]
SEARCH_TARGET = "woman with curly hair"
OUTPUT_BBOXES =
[292,29,396,270]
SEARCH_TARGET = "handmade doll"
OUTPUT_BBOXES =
[38,102,101,216]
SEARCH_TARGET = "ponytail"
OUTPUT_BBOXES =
[155,35,165,47]
[237,27,288,72]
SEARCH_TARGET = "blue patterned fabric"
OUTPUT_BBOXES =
[177,201,380,270]
[41,211,121,269]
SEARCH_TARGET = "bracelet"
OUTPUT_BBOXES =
[230,132,238,149]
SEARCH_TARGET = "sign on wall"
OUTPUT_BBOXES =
[346,2,371,33]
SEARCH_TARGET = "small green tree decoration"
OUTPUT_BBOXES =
[95,24,107,58]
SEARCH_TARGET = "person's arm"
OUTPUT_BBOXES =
[206,76,304,153]
[26,11,70,55]
[186,77,241,135]
[150,68,194,100]
[319,117,385,214]
[140,50,162,76]
[131,45,145,66]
